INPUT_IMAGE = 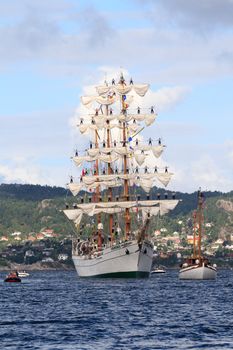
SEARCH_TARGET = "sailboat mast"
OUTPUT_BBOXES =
[197,190,202,260]
[121,94,130,240]
[193,210,196,258]
[106,105,114,245]
[95,130,102,250]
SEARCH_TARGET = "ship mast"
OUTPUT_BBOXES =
[120,74,131,240]
[197,190,203,261]
[106,106,114,245]
[192,210,197,258]
[94,129,102,251]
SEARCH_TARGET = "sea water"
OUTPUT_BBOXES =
[0,269,232,350]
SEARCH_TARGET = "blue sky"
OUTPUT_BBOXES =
[0,0,233,193]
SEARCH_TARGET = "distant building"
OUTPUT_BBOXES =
[187,235,199,245]
[154,230,161,236]
[11,231,22,236]
[36,233,45,240]
[27,235,36,242]
[0,236,9,241]
[25,250,35,257]
[14,236,21,241]
[40,229,58,238]
[58,254,68,261]
[42,257,54,263]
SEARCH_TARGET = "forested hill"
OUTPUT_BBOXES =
[0,183,68,201]
[0,183,228,214]
[0,183,233,242]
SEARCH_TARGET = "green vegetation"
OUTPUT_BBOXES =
[0,183,230,238]
[0,183,233,268]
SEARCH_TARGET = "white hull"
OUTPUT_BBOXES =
[151,269,166,274]
[72,240,153,278]
[18,272,29,277]
[179,264,217,280]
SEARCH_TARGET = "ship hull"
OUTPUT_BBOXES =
[179,264,217,280]
[72,240,153,278]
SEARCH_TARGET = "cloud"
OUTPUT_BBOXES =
[225,140,233,167]
[135,86,190,112]
[0,0,232,85]
[0,0,73,19]
[0,158,50,185]
[167,142,233,193]
[141,0,233,32]
[75,6,116,47]
[190,154,232,191]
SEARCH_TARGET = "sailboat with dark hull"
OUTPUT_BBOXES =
[63,73,179,278]
[179,190,217,280]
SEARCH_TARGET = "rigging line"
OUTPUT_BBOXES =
[130,126,145,139]
[68,219,80,237]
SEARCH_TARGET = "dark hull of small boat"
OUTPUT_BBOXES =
[4,277,21,283]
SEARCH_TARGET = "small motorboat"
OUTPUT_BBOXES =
[151,266,166,274]
[4,271,21,283]
[18,271,29,278]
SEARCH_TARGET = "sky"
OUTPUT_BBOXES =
[0,0,233,193]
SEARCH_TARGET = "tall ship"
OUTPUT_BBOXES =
[179,190,217,280]
[63,73,179,278]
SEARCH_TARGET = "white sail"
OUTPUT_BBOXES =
[138,178,154,193]
[156,172,174,187]
[68,170,173,196]
[134,153,146,166]
[79,124,89,134]
[67,183,83,196]
[145,114,156,126]
[87,149,100,157]
[63,199,179,219]
[78,113,157,134]
[95,83,149,97]
[159,200,179,215]
[141,206,160,221]
[73,154,120,167]
[81,95,117,108]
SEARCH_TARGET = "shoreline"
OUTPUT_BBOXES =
[0,261,75,272]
